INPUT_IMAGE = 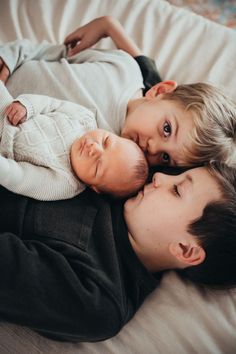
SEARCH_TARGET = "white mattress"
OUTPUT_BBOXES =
[0,0,236,353]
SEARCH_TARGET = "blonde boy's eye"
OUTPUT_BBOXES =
[163,121,171,137]
[162,152,170,164]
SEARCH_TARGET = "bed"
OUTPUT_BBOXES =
[0,0,236,353]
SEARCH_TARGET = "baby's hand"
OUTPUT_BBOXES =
[5,101,27,126]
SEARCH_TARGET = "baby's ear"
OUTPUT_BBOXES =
[145,80,177,99]
[91,185,101,194]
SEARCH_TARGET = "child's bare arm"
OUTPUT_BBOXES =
[5,101,27,126]
[64,16,141,57]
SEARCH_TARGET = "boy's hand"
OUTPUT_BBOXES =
[0,58,10,84]
[64,16,141,58]
[64,17,110,57]
[5,101,27,126]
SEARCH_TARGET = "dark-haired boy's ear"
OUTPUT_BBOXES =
[145,80,177,99]
[169,241,206,268]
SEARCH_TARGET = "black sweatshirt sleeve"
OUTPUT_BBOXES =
[134,55,162,95]
[0,231,122,342]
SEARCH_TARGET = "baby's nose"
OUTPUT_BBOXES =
[88,141,103,157]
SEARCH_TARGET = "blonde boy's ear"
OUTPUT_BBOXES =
[169,241,206,268]
[145,80,177,99]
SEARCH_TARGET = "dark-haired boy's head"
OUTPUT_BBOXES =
[178,163,236,288]
[124,164,236,289]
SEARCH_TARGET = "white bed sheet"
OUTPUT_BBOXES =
[0,0,236,353]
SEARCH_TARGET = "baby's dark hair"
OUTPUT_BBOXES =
[177,163,236,289]
[98,147,148,198]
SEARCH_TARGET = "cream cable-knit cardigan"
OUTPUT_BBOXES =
[0,81,97,200]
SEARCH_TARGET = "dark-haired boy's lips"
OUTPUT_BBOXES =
[136,189,144,199]
[138,186,145,197]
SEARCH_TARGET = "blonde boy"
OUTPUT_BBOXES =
[1,17,236,169]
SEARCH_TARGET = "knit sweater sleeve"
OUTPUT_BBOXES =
[15,94,97,127]
[0,156,85,200]
[0,39,67,74]
[0,80,13,114]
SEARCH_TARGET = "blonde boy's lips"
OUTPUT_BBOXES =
[137,136,147,152]
[131,135,146,152]
[131,135,138,144]
[139,142,147,152]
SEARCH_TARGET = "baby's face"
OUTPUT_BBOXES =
[71,129,144,194]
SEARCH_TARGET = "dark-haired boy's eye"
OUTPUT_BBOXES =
[103,136,109,148]
[162,152,170,163]
[173,184,180,197]
[163,122,171,137]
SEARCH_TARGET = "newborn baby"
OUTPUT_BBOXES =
[0,81,148,200]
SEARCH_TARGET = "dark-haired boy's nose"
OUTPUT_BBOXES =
[152,172,163,187]
[152,172,174,187]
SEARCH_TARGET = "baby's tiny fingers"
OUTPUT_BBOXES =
[5,104,14,116]
[19,117,26,124]
[12,111,25,126]
[9,111,18,125]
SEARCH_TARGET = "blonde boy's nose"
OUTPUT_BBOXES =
[148,139,163,155]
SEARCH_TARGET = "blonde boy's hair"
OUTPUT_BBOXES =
[162,83,236,167]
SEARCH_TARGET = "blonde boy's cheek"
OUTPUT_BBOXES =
[146,154,161,166]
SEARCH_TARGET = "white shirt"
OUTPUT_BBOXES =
[0,40,144,135]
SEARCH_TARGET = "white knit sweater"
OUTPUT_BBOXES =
[0,81,97,200]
